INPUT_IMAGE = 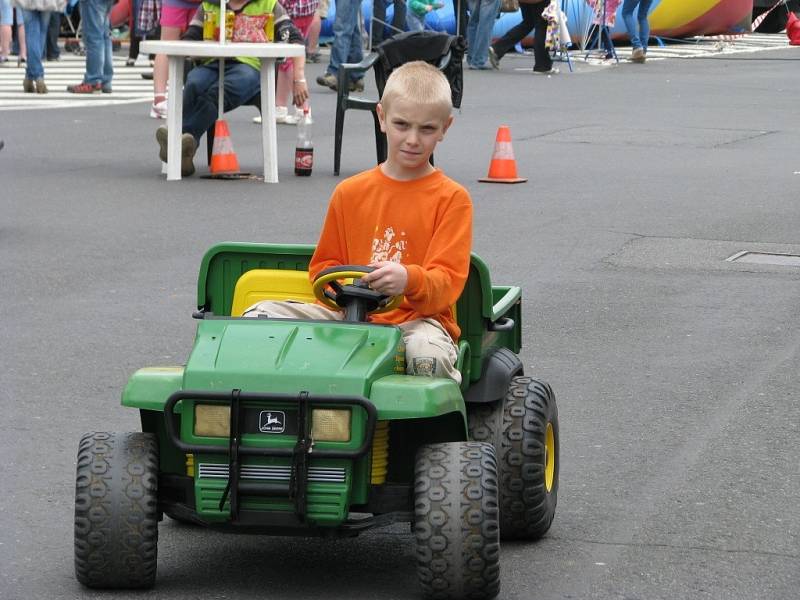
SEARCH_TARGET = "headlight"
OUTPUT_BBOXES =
[312,409,351,442]
[194,404,230,437]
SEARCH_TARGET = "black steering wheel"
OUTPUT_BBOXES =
[312,265,403,322]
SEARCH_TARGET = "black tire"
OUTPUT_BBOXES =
[74,432,159,589]
[467,376,559,540]
[414,442,500,600]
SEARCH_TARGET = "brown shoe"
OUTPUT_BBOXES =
[631,47,646,63]
[23,78,35,93]
[34,78,48,94]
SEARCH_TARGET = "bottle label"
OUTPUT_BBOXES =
[295,148,313,171]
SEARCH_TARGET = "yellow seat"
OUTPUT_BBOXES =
[230,269,315,317]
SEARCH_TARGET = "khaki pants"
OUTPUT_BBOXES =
[242,301,461,384]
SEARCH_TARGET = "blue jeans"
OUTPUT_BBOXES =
[466,0,500,68]
[21,10,48,80]
[622,0,654,51]
[406,10,425,32]
[327,0,363,81]
[80,0,114,85]
[182,61,260,143]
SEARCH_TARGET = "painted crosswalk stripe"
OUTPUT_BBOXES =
[0,53,153,111]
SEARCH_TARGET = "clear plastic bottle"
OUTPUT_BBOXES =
[294,108,313,177]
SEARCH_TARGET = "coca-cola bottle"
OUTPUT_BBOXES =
[294,108,313,176]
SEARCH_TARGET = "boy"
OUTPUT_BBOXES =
[244,61,472,384]
[155,0,310,176]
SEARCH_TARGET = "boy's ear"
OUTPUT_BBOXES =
[440,114,454,140]
[376,103,388,133]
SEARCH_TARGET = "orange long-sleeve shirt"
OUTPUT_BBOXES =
[310,166,473,341]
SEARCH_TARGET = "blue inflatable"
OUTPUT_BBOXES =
[320,0,751,44]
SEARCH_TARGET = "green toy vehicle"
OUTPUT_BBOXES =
[74,242,559,600]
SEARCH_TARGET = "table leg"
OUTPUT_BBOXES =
[260,58,278,183]
[166,57,185,181]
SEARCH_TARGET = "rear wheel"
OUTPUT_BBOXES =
[414,442,500,600]
[74,432,159,588]
[468,376,559,540]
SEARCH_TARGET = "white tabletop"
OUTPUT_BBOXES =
[140,40,305,59]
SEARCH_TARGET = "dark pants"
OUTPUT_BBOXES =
[182,61,260,143]
[586,24,613,56]
[491,1,551,71]
[371,0,406,45]
[46,12,60,59]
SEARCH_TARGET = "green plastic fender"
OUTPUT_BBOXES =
[369,375,466,425]
[122,366,185,412]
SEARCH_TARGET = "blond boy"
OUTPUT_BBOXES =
[244,61,472,383]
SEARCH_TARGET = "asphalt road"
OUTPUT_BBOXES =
[2,44,799,600]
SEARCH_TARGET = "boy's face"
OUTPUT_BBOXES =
[377,98,453,178]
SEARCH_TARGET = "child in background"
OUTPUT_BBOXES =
[243,61,471,383]
[406,0,442,31]
[274,0,317,124]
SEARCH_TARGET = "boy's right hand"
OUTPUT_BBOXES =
[361,262,408,297]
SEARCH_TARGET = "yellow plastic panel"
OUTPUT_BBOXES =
[230,269,315,316]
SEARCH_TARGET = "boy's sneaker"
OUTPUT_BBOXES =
[67,81,101,94]
[150,99,167,119]
[532,67,560,75]
[631,47,645,63]
[156,126,197,177]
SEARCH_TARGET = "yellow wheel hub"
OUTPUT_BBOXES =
[544,422,555,493]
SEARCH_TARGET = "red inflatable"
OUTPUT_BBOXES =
[788,12,800,46]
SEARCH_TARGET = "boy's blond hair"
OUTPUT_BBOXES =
[380,61,452,118]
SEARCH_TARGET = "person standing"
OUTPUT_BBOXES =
[315,0,364,91]
[371,0,404,45]
[149,0,199,117]
[465,0,499,69]
[274,0,317,123]
[66,0,114,92]
[0,0,12,63]
[45,9,59,59]
[487,0,555,74]
[14,0,65,93]
[621,0,652,63]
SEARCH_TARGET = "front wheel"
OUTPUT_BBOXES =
[468,376,559,540]
[74,432,159,588]
[414,441,500,600]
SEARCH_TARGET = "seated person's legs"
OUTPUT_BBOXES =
[242,300,344,321]
[182,61,261,143]
[399,318,460,384]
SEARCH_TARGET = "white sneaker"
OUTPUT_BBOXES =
[275,106,299,125]
[150,99,167,119]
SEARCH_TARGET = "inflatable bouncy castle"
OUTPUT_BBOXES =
[321,0,753,43]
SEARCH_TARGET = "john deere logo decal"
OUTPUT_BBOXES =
[259,411,286,433]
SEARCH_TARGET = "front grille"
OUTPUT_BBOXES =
[198,463,346,483]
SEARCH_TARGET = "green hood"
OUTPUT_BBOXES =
[182,319,402,396]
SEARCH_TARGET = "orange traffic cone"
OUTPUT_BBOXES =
[479,125,527,184]
[209,119,241,175]
[788,12,800,46]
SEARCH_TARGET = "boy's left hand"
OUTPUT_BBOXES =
[362,262,408,296]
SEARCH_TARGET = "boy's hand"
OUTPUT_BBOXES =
[361,262,408,296]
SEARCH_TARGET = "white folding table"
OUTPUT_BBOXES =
[140,40,305,183]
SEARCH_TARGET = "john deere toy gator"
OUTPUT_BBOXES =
[74,242,559,600]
